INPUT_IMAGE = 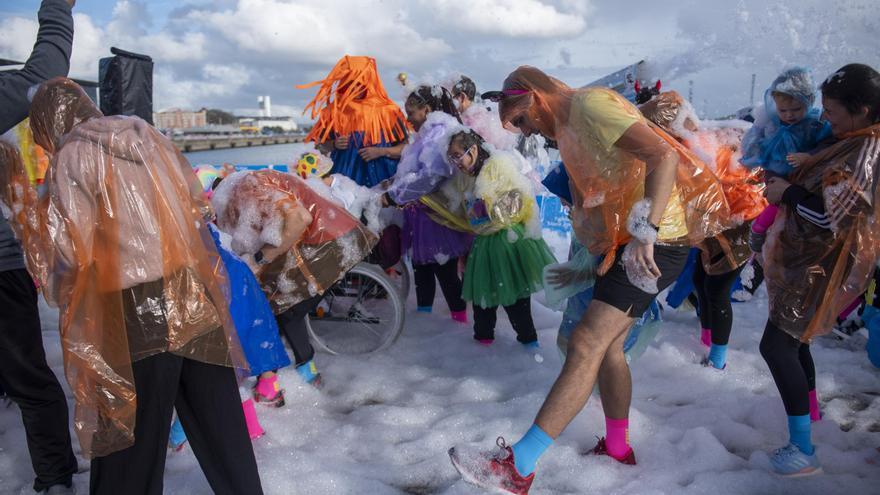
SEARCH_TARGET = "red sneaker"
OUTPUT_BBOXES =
[449,437,534,495]
[586,437,637,465]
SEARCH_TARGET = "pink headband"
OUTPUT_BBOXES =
[502,89,530,96]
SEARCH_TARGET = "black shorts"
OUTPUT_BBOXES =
[593,244,690,316]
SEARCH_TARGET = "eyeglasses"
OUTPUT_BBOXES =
[447,150,466,164]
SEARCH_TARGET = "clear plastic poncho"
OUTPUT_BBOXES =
[640,91,767,274]
[763,124,880,342]
[211,170,378,314]
[497,67,731,274]
[24,78,247,458]
[421,147,541,238]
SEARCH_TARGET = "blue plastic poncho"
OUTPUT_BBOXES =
[209,225,291,375]
[740,68,832,177]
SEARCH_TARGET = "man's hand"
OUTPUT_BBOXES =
[358,146,386,162]
[335,135,350,150]
[626,239,660,279]
[66,0,76,7]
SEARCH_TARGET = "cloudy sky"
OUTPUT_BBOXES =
[2,0,878,122]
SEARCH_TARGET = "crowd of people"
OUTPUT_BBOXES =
[1,2,879,495]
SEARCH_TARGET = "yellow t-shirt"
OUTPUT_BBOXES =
[569,88,688,241]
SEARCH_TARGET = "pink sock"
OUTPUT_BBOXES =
[255,374,278,399]
[751,205,779,234]
[241,399,264,439]
[701,328,712,348]
[605,417,631,459]
[809,390,822,422]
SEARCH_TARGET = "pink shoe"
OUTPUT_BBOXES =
[451,310,468,324]
[477,339,494,346]
[701,328,712,348]
[254,374,285,407]
[241,399,265,440]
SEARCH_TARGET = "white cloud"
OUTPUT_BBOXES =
[422,0,588,38]
[4,0,879,119]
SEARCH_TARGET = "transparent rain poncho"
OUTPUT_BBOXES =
[497,67,731,275]
[640,91,767,274]
[763,123,880,342]
[20,77,247,458]
[211,170,377,314]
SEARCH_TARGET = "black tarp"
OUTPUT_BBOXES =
[99,47,153,124]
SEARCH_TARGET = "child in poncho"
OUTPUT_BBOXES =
[740,68,831,253]
[428,129,556,345]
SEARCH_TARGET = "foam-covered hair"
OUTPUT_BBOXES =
[768,67,818,107]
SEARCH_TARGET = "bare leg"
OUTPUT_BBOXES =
[535,300,634,437]
[597,328,632,419]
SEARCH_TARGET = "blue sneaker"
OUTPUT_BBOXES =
[769,444,822,477]
[417,306,433,313]
[296,359,323,388]
[522,341,540,349]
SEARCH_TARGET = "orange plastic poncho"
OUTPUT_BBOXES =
[298,55,408,146]
[212,170,377,314]
[764,124,880,342]
[25,78,247,458]
[497,67,731,272]
[640,91,767,274]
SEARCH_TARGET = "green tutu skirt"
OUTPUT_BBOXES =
[463,224,557,308]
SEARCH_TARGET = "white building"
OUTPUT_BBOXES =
[238,116,298,133]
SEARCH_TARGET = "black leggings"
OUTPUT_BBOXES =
[473,297,537,343]
[759,320,816,416]
[276,295,321,366]
[693,261,745,346]
[414,258,466,312]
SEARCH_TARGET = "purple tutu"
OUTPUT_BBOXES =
[402,204,473,265]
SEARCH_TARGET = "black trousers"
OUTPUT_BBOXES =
[276,295,321,366]
[90,352,262,495]
[0,269,77,492]
[414,258,466,312]
[759,320,816,417]
[693,262,745,346]
[473,297,537,343]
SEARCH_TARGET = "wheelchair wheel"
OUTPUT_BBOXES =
[306,263,406,355]
[382,257,413,299]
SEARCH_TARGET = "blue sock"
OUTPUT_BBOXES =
[708,344,728,369]
[511,424,553,476]
[417,306,432,313]
[169,415,187,447]
[296,359,319,383]
[788,414,814,455]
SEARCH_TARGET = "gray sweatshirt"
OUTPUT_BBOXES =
[0,0,74,272]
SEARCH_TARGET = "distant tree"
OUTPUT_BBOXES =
[261,126,285,135]
[205,108,237,125]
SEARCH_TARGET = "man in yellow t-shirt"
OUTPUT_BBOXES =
[449,66,728,494]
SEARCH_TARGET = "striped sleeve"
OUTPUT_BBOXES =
[782,185,832,229]
[826,136,880,231]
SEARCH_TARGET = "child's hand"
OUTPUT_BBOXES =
[335,135,350,150]
[358,147,386,162]
[787,153,809,168]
